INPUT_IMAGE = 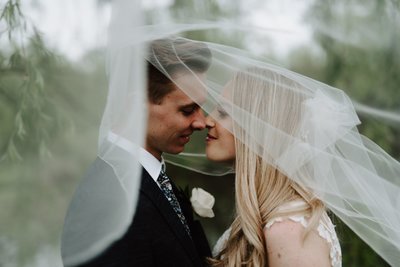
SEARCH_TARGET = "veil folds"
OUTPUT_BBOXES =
[62,0,400,266]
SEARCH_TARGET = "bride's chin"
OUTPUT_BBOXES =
[205,153,214,161]
[205,147,213,160]
[205,153,218,162]
[207,154,234,164]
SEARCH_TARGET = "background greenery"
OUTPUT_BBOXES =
[1,0,399,266]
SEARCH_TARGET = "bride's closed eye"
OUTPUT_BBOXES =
[216,105,228,119]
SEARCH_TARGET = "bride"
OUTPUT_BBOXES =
[204,67,341,267]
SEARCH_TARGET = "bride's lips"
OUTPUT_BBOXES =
[206,134,217,142]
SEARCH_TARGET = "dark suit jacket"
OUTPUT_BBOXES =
[72,157,211,267]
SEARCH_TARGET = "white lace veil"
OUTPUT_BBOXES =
[62,0,400,266]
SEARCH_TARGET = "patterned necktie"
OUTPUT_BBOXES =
[157,170,191,237]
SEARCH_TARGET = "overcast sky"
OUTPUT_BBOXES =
[23,0,111,61]
[18,0,312,61]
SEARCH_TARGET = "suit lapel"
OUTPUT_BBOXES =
[140,169,203,266]
[173,184,212,259]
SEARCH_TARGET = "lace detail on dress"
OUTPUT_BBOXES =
[212,201,342,267]
[264,201,342,267]
[317,213,342,267]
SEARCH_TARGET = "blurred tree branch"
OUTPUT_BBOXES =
[0,0,62,162]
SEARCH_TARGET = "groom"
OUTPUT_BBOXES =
[63,38,212,267]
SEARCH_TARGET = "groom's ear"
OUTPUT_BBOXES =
[146,61,175,105]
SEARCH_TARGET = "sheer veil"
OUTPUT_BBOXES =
[62,0,400,266]
[61,0,146,265]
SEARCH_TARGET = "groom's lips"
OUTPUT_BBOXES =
[179,134,191,144]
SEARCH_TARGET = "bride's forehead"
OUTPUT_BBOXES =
[220,82,233,99]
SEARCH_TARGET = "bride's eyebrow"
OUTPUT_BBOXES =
[217,100,232,110]
[216,103,225,110]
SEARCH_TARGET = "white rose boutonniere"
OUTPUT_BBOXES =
[190,188,215,218]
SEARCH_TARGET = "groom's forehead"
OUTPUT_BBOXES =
[168,87,206,107]
[172,72,207,104]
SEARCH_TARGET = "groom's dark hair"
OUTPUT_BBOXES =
[146,37,212,104]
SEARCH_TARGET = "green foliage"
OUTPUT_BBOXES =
[336,217,390,267]
[0,0,64,162]
[1,2,108,265]
[0,48,107,266]
[1,0,24,37]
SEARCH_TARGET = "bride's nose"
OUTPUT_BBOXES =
[205,115,216,129]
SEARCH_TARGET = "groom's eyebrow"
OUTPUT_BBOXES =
[178,103,202,114]
[179,102,200,109]
[178,96,206,107]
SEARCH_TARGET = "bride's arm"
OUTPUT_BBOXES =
[264,219,331,267]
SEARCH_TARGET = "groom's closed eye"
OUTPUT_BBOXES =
[180,104,200,116]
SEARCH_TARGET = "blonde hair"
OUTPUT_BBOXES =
[210,68,325,267]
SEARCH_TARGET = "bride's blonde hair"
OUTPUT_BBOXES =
[210,68,325,267]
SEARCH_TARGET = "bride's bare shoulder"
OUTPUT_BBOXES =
[263,219,331,267]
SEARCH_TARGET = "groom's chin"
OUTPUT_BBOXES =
[166,146,185,155]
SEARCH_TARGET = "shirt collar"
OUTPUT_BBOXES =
[139,147,165,180]
[107,132,165,182]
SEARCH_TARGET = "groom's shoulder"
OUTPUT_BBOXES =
[74,157,119,191]
[81,157,147,190]
[86,157,146,177]
[84,157,116,177]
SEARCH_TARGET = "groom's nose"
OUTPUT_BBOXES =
[191,109,206,130]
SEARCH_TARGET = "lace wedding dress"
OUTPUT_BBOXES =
[213,200,342,267]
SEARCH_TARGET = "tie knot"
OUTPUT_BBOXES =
[157,170,169,185]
